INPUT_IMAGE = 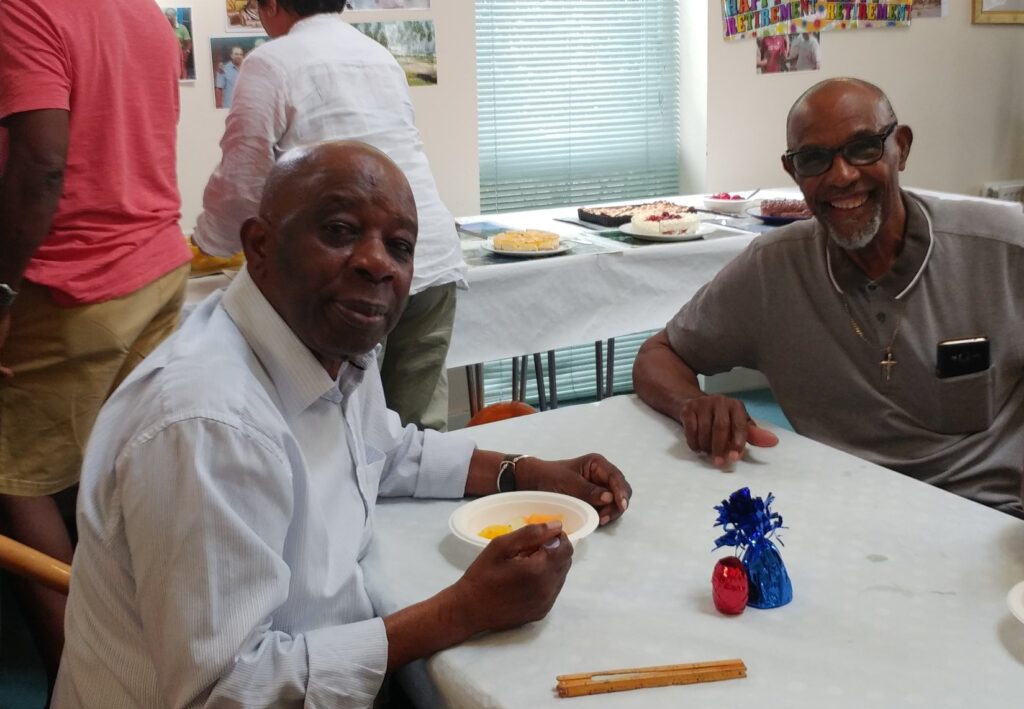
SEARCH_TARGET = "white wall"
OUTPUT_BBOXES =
[172,3,1024,426]
[176,2,1024,228]
[700,0,1024,195]
[173,0,478,231]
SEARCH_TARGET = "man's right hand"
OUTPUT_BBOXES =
[679,394,779,467]
[454,521,572,634]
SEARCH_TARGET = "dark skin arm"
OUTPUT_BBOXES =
[464,450,630,525]
[383,448,632,670]
[383,521,570,670]
[0,109,70,376]
[633,329,778,466]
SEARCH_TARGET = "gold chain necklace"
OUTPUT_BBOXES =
[841,297,906,382]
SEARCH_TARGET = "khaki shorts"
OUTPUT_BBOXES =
[0,265,188,496]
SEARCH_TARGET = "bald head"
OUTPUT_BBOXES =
[259,140,417,234]
[241,140,419,373]
[780,78,913,257]
[786,78,897,149]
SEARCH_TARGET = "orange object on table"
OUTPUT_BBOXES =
[466,400,536,427]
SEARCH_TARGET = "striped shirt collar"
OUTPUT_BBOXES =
[222,267,376,417]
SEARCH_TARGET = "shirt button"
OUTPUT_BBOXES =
[867,283,877,291]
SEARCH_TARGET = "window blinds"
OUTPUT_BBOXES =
[475,0,680,406]
[476,0,681,213]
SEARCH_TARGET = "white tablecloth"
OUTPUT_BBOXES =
[363,395,1024,708]
[185,188,1020,369]
[444,191,783,368]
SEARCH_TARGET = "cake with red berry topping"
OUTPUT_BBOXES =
[630,207,700,236]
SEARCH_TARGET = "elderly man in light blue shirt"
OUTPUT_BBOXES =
[54,141,632,707]
[214,45,243,108]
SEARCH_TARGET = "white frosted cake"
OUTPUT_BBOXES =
[630,208,699,236]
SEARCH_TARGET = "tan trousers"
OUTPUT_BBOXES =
[380,282,457,432]
[0,265,188,495]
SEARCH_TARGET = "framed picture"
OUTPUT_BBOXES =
[225,0,263,33]
[210,36,268,109]
[346,1,430,8]
[972,0,1024,24]
[163,7,196,81]
[351,21,437,86]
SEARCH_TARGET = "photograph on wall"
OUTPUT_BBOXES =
[914,0,947,18]
[352,21,437,86]
[983,0,1024,9]
[164,7,196,81]
[346,0,431,9]
[722,1,913,40]
[225,0,263,32]
[756,31,820,74]
[210,36,268,108]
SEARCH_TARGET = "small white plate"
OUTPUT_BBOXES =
[619,221,711,242]
[480,241,573,258]
[1008,580,1024,624]
[449,491,599,549]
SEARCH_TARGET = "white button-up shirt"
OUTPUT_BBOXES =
[54,268,475,708]
[193,14,466,296]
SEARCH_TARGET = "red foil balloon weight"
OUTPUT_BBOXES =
[712,556,749,615]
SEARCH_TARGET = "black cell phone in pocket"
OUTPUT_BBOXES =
[936,337,990,379]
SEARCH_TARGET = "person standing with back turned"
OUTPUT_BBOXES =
[194,0,465,432]
[0,0,191,689]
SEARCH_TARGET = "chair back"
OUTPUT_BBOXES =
[0,534,71,595]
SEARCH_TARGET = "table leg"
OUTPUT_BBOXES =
[466,365,479,417]
[533,353,547,411]
[511,356,520,402]
[547,350,558,409]
[518,356,528,401]
[474,362,485,413]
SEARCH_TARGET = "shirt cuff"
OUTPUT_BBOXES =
[304,617,387,708]
[415,429,474,499]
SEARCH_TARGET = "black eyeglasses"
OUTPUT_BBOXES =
[783,123,898,178]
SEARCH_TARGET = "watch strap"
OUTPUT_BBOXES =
[496,453,530,493]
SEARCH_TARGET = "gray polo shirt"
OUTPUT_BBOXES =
[667,192,1024,517]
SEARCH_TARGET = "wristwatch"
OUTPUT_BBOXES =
[496,453,531,493]
[0,283,17,310]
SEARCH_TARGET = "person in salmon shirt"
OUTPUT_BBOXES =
[0,0,191,690]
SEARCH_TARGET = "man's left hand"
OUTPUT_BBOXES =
[516,454,631,526]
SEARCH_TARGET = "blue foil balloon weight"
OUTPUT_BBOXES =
[713,487,792,610]
[743,538,792,609]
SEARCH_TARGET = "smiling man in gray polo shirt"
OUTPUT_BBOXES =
[634,77,1024,518]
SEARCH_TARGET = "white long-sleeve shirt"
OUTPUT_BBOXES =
[53,268,475,708]
[193,14,466,295]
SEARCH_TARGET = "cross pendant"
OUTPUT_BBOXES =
[880,350,897,381]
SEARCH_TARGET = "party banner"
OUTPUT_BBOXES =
[722,1,913,40]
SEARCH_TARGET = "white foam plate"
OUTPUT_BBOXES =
[481,241,573,258]
[618,221,711,242]
[449,490,599,549]
[1008,580,1024,624]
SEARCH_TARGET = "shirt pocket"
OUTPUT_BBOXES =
[927,368,994,435]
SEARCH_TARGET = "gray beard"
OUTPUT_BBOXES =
[825,201,882,251]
